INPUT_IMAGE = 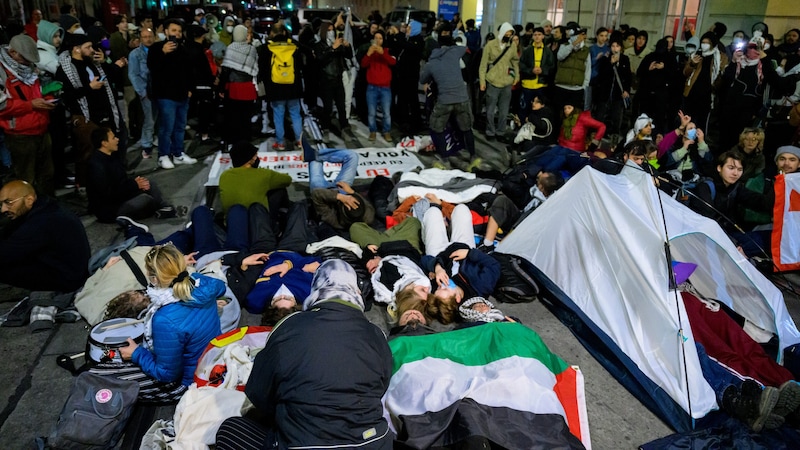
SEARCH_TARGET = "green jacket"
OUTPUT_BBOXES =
[479,40,520,88]
[555,46,590,87]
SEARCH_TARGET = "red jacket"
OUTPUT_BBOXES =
[360,48,395,88]
[0,68,49,135]
[557,111,606,152]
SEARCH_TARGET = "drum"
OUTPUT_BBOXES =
[86,318,144,366]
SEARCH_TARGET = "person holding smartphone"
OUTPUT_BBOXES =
[147,19,198,169]
[0,34,55,194]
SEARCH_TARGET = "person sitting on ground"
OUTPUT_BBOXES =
[219,141,292,215]
[624,113,656,145]
[661,121,711,182]
[689,150,774,257]
[87,127,184,223]
[118,244,224,403]
[532,101,606,174]
[311,181,375,235]
[216,260,394,450]
[730,127,766,185]
[514,94,559,159]
[0,180,90,293]
[776,145,800,174]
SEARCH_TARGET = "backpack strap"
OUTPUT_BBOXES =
[120,250,148,287]
[705,178,716,201]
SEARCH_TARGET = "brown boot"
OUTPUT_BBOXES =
[383,132,393,143]
[369,132,376,142]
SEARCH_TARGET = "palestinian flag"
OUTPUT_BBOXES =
[384,322,590,449]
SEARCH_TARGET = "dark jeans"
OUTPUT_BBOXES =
[321,75,347,132]
[223,98,254,145]
[117,182,168,220]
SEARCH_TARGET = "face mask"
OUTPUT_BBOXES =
[251,157,259,169]
[764,43,771,50]
[438,34,454,46]
[74,27,85,35]
[502,35,510,43]
[701,43,711,52]
[226,26,234,33]
[327,30,335,43]
[157,32,166,41]
[685,46,696,56]
[686,128,697,141]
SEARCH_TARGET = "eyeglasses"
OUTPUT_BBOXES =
[0,196,25,207]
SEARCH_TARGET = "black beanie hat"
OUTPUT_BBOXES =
[229,141,258,167]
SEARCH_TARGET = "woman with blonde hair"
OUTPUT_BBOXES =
[119,244,224,403]
[730,127,765,184]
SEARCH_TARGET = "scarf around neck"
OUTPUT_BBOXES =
[142,286,182,349]
[0,47,38,85]
[562,111,580,140]
[221,42,258,77]
[57,51,120,128]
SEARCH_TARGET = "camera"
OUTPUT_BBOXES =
[337,31,344,39]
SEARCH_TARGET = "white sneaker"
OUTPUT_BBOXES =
[159,156,175,169]
[173,153,197,165]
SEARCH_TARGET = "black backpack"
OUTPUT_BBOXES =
[490,252,540,303]
[47,372,139,449]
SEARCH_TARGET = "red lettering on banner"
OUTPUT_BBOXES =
[366,168,390,177]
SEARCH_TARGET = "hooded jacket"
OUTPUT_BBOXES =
[479,22,520,88]
[132,274,224,385]
[35,21,62,76]
[420,45,469,104]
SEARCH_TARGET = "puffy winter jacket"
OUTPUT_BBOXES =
[132,274,224,385]
[0,66,49,135]
[558,110,606,152]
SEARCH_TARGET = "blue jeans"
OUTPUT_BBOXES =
[271,98,303,143]
[309,148,359,190]
[140,95,156,149]
[366,85,391,133]
[156,98,189,158]
[129,206,222,257]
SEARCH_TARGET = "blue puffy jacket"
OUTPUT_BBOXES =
[133,274,224,385]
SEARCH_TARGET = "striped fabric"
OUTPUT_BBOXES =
[384,322,591,449]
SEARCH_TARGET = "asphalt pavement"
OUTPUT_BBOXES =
[1,119,797,449]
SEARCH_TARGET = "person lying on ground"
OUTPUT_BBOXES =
[311,180,375,235]
[245,251,321,316]
[477,171,564,252]
[216,260,394,450]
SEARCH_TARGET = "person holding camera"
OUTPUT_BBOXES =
[315,19,353,140]
[718,38,776,151]
[147,19,198,170]
[592,35,631,137]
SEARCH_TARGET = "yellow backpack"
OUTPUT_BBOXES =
[268,39,296,85]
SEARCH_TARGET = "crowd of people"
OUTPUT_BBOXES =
[2,4,800,448]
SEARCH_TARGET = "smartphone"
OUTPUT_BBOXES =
[99,75,107,82]
[46,98,60,103]
[337,31,344,39]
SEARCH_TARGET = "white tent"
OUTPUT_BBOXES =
[498,162,800,425]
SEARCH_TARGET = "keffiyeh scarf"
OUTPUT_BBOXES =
[0,47,38,85]
[221,42,258,77]
[57,51,120,129]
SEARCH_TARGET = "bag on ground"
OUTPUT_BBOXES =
[48,372,139,449]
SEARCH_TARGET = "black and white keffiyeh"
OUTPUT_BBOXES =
[221,42,258,77]
[57,51,120,129]
[459,297,506,323]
